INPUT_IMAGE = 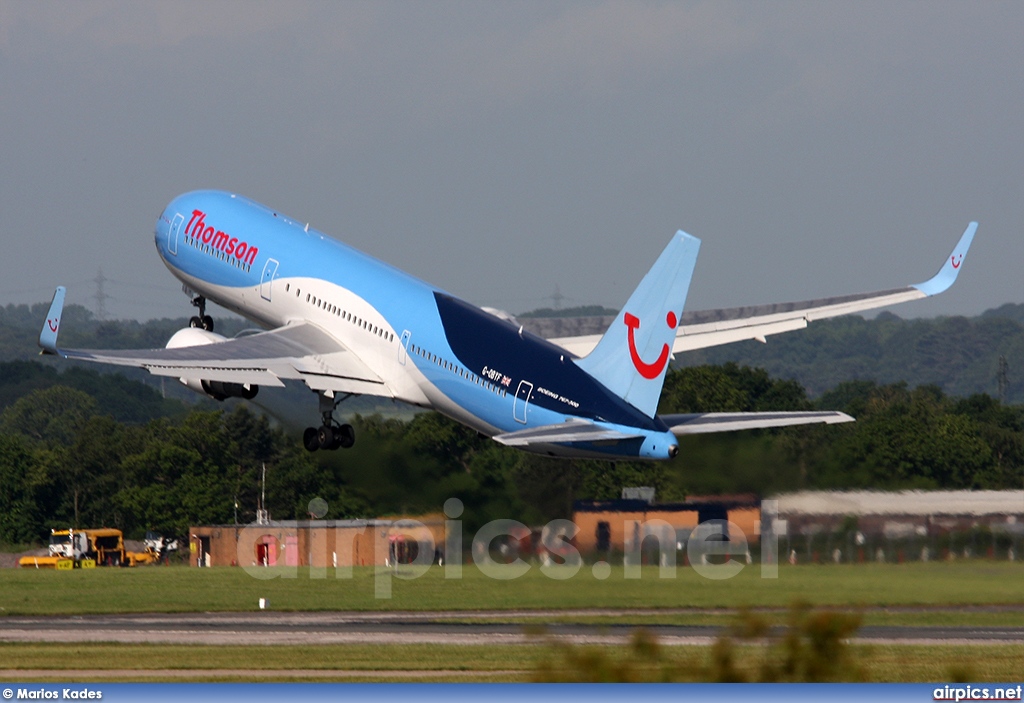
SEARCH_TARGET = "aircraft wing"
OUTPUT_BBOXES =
[661,411,854,435]
[493,418,643,447]
[38,288,390,397]
[550,222,977,357]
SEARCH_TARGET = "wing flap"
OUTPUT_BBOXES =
[675,316,809,352]
[142,365,287,387]
[52,319,390,397]
[662,411,854,435]
[545,223,976,357]
[672,288,922,352]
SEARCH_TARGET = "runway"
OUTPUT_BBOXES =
[1,609,1021,646]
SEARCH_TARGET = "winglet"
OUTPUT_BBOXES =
[39,286,66,355]
[912,222,977,297]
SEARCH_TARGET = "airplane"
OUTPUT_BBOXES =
[38,190,976,461]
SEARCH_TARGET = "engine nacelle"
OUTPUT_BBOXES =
[178,376,260,401]
[199,379,259,401]
[166,326,228,349]
[166,327,259,401]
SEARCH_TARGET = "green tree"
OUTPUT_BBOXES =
[659,366,747,413]
[402,412,483,471]
[0,434,52,543]
[0,385,98,445]
[818,384,995,489]
[58,415,142,528]
[116,432,208,536]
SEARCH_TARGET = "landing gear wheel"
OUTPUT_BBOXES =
[189,316,202,328]
[306,391,358,451]
[201,315,214,332]
[336,423,355,449]
[317,425,337,450]
[303,427,320,452]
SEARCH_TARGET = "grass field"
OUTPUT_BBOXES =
[1,561,1022,616]
[1,561,1021,682]
[0,642,1021,683]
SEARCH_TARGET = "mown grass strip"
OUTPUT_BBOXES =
[0,642,1020,683]
[0,643,531,671]
[437,608,1024,628]
[1,562,1021,616]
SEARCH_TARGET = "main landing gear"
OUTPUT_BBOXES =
[189,295,215,332]
[304,392,356,452]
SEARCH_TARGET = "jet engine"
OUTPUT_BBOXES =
[165,327,259,401]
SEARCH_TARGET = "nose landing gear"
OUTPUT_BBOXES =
[188,295,214,332]
[304,391,356,452]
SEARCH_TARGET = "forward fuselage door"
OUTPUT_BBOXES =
[167,213,184,256]
[513,380,533,424]
[399,330,411,365]
[260,258,279,302]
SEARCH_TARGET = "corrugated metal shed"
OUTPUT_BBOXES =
[773,490,1024,517]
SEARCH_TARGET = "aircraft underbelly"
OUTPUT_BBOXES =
[421,386,501,437]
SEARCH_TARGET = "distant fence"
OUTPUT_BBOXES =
[779,526,1022,565]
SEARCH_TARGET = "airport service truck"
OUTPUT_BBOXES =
[18,528,165,569]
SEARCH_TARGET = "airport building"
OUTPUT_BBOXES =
[188,517,444,568]
[188,490,1022,567]
[568,489,1023,563]
[776,490,1024,534]
[571,493,762,556]
[774,490,1024,562]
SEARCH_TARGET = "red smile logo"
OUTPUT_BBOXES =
[951,254,962,269]
[624,310,677,379]
[47,318,58,333]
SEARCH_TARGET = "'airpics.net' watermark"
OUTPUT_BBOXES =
[215,499,782,598]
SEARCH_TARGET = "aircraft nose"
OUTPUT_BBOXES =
[154,209,170,247]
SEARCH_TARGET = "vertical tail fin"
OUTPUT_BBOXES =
[575,231,700,417]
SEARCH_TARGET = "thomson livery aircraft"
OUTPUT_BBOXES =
[39,191,976,460]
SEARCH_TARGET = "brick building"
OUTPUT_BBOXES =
[189,517,444,568]
[572,494,762,555]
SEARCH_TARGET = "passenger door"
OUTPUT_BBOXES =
[513,380,533,424]
[260,258,279,301]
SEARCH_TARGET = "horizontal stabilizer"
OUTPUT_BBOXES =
[662,411,854,435]
[493,419,642,447]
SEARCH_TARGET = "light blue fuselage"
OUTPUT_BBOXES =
[153,190,678,460]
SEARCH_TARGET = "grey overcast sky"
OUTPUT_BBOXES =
[0,1,1020,321]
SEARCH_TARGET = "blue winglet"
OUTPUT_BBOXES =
[39,286,66,355]
[912,222,977,297]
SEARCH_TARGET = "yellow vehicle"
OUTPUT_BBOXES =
[18,528,163,569]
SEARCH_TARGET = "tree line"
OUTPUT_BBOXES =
[1,360,1021,547]
[686,306,1024,402]
[4,300,1024,403]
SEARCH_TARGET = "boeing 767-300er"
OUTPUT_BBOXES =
[38,191,976,460]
